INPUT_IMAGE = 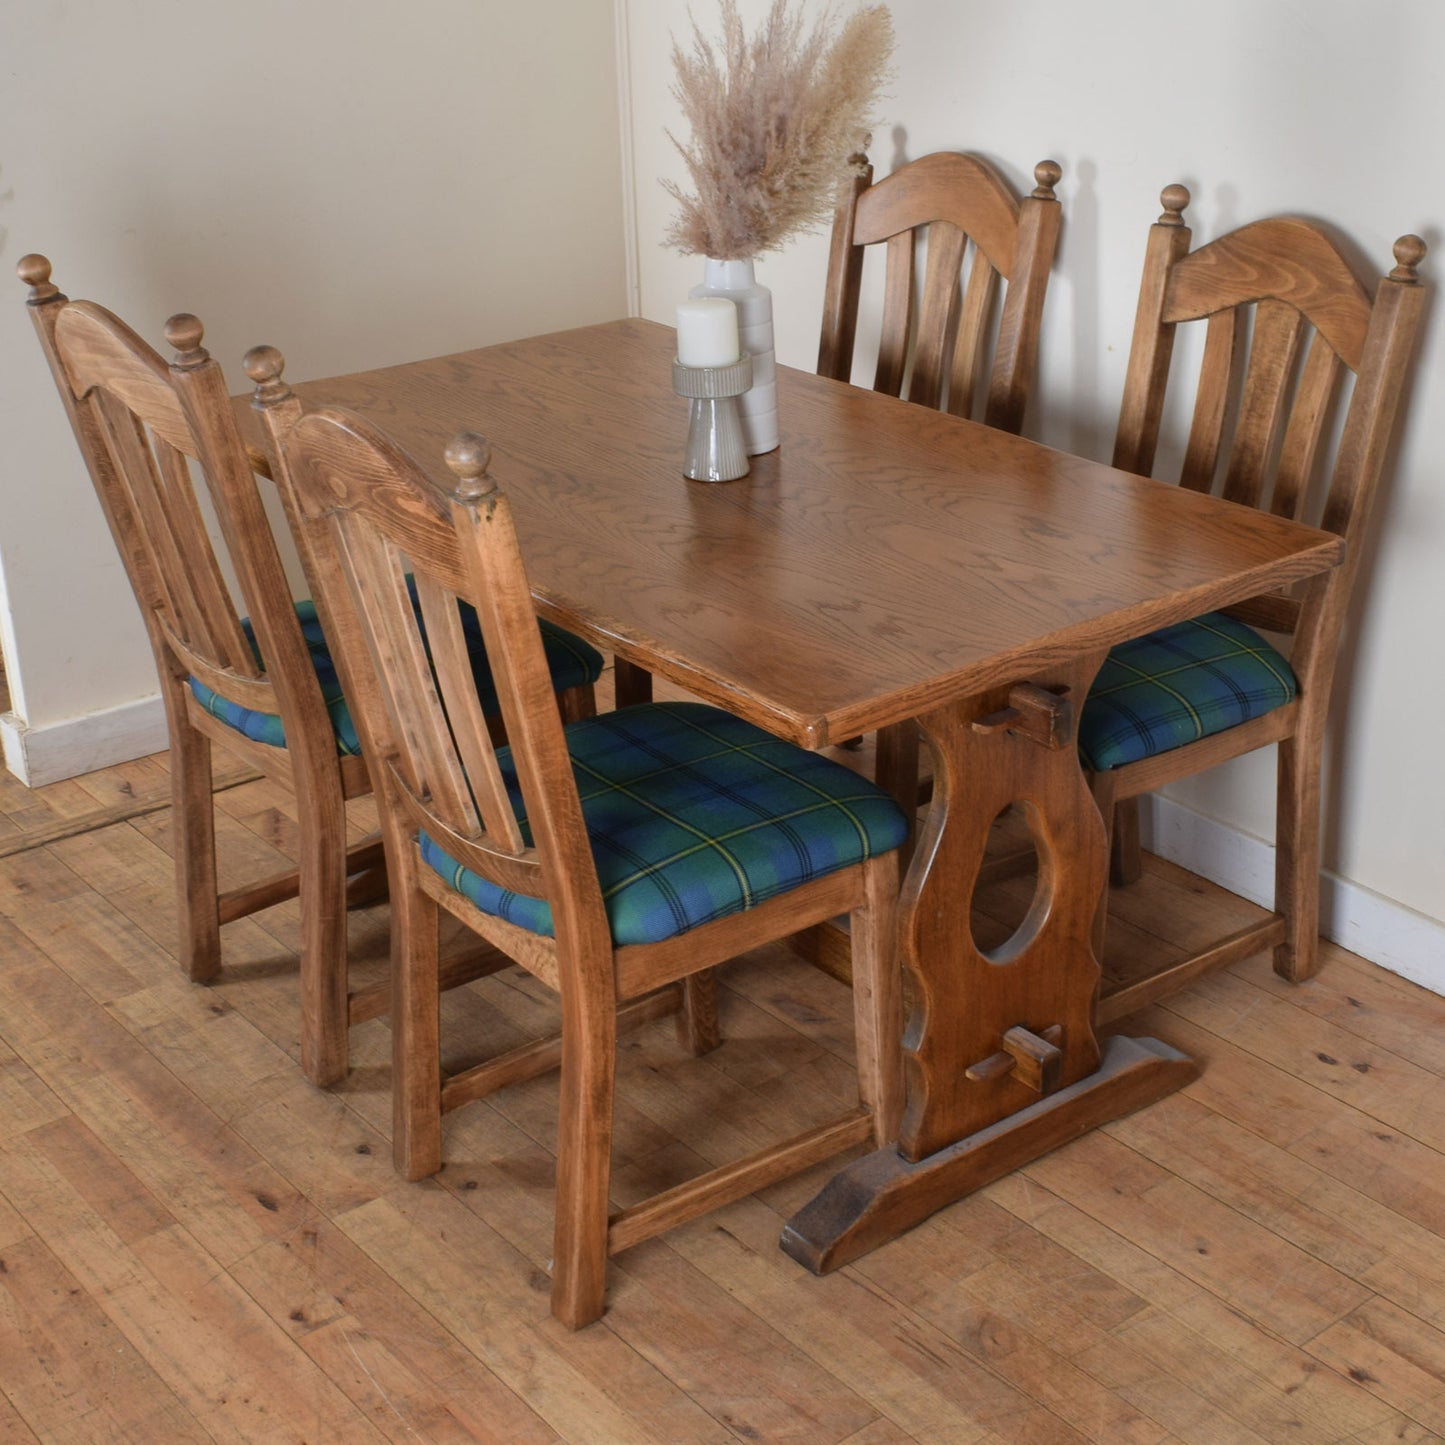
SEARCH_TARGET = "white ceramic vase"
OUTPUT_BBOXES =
[689,257,778,455]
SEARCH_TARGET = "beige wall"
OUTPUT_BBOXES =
[622,0,1444,981]
[0,0,627,767]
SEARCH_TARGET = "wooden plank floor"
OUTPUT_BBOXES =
[1,667,1442,1442]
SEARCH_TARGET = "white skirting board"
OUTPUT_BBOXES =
[1,693,168,788]
[1142,794,1445,998]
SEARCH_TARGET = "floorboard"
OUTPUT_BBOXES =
[0,666,1440,1442]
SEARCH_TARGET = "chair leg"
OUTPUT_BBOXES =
[392,879,443,1181]
[676,968,722,1056]
[170,712,222,984]
[296,781,351,1088]
[849,853,903,1146]
[1273,728,1322,982]
[1110,794,1144,885]
[875,720,921,817]
[612,657,653,708]
[551,959,618,1330]
[558,681,597,723]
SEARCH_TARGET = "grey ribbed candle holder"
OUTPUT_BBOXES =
[673,353,753,482]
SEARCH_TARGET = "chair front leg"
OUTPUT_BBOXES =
[550,950,618,1330]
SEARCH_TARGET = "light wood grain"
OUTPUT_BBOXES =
[1,716,1442,1439]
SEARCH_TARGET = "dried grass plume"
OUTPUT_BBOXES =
[663,1,894,259]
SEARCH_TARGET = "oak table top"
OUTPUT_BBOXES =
[237,318,1343,750]
[236,316,1345,1273]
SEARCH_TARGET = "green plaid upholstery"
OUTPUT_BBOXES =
[1079,611,1297,772]
[188,589,602,756]
[420,701,909,947]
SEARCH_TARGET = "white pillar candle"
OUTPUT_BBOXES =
[675,297,740,368]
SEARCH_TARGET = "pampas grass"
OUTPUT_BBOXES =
[663,1,893,260]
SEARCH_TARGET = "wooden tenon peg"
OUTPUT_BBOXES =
[972,683,1074,749]
[965,1024,1064,1094]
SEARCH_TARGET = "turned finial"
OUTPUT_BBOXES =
[17,253,62,306]
[1390,233,1426,282]
[444,431,496,502]
[1032,159,1062,199]
[1159,184,1190,226]
[165,313,209,369]
[243,344,293,407]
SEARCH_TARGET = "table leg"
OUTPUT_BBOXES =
[782,653,1198,1273]
[613,657,654,708]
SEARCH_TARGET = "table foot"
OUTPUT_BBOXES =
[780,1034,1197,1274]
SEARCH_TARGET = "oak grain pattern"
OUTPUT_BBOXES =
[239,319,1343,750]
[3,766,1444,1440]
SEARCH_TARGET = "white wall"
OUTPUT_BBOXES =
[0,0,628,781]
[621,0,1445,986]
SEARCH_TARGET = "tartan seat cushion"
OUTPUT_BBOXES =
[419,701,910,947]
[188,591,603,756]
[1079,611,1297,772]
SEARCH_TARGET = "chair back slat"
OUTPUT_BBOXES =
[907,223,967,410]
[412,571,524,853]
[1179,309,1244,492]
[872,231,914,398]
[822,151,1061,433]
[338,512,478,836]
[947,248,1000,420]
[1220,298,1307,510]
[156,428,263,674]
[88,386,211,652]
[1269,336,1342,520]
[88,384,255,675]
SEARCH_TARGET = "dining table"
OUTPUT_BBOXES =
[236,316,1345,1272]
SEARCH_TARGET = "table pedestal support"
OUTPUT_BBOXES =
[781,1033,1196,1273]
[783,652,1198,1271]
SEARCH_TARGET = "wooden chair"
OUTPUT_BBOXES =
[16,256,603,1086]
[816,150,1063,800]
[250,367,909,1329]
[1084,188,1426,1017]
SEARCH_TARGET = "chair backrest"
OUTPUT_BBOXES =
[16,255,336,767]
[253,389,608,956]
[817,151,1062,432]
[1112,188,1426,691]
